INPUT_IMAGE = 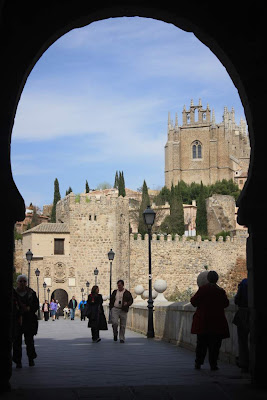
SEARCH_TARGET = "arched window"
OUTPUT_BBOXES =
[192,141,202,159]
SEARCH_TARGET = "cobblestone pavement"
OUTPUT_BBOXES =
[3,318,266,399]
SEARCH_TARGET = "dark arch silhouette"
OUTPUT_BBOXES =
[1,2,266,391]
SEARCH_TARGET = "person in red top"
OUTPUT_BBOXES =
[190,270,230,371]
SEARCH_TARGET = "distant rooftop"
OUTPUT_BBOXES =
[22,223,69,234]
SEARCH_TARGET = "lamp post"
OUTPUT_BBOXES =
[26,249,33,287]
[35,268,41,319]
[86,281,90,297]
[108,249,115,324]
[81,287,84,301]
[43,282,47,301]
[94,267,99,285]
[108,249,115,300]
[143,205,156,338]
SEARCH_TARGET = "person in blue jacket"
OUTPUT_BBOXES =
[78,299,87,321]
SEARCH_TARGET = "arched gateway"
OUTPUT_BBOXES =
[51,289,68,316]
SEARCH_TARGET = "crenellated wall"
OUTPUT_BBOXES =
[129,233,247,297]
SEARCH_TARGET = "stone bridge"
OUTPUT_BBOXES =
[4,303,266,400]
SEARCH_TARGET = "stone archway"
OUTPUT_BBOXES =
[51,289,68,316]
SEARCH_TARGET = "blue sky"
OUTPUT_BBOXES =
[11,17,246,209]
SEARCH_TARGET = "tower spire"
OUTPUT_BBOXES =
[175,112,178,130]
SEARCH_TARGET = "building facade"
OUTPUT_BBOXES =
[21,193,130,312]
[165,99,250,188]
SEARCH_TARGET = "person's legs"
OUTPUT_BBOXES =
[195,334,208,368]
[208,334,222,370]
[118,311,127,342]
[111,308,120,340]
[70,309,74,320]
[24,333,37,366]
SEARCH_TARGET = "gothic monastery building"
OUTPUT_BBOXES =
[165,99,250,189]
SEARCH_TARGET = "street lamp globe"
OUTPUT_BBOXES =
[94,267,99,276]
[26,249,33,262]
[35,268,40,277]
[108,249,115,261]
[143,205,156,228]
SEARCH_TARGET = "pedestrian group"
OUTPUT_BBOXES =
[12,272,249,374]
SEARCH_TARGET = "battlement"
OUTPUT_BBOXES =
[56,192,129,224]
[130,233,246,244]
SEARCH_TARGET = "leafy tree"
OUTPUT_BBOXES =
[14,227,22,240]
[138,180,150,237]
[85,180,90,193]
[51,178,61,223]
[96,182,112,190]
[154,186,171,205]
[196,181,208,236]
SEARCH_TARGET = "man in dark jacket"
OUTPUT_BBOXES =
[109,280,133,343]
[68,296,78,320]
[190,270,230,371]
[13,275,39,368]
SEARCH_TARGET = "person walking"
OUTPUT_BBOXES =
[78,298,87,321]
[42,300,50,321]
[55,300,61,319]
[110,280,133,343]
[12,274,39,368]
[86,286,107,342]
[68,296,78,320]
[233,277,250,373]
[50,299,57,321]
[190,270,230,371]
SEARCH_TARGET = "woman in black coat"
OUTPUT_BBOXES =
[86,286,107,342]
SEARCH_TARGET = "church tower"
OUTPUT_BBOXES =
[164,100,250,188]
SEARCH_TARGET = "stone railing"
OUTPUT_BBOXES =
[125,300,238,364]
[104,299,238,365]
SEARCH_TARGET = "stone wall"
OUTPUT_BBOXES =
[14,239,23,273]
[129,234,247,297]
[206,194,236,236]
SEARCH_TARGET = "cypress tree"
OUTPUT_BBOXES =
[85,180,90,193]
[51,178,61,223]
[138,180,150,237]
[171,183,184,235]
[118,171,126,197]
[31,206,38,228]
[114,171,119,189]
[196,181,208,236]
[65,187,73,196]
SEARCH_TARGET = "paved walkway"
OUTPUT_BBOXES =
[3,318,266,399]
